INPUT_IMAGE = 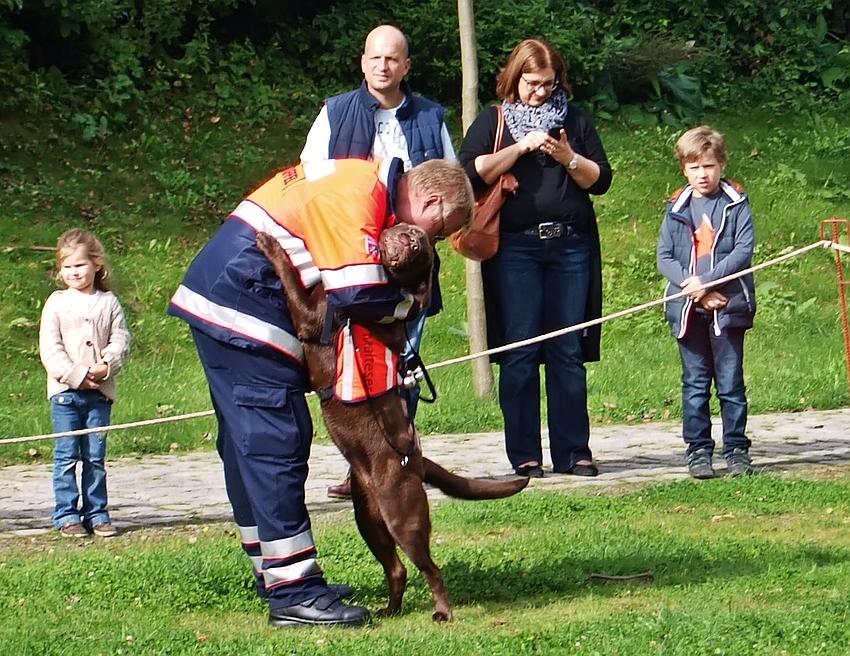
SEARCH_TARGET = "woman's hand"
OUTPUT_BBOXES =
[516,130,551,155]
[540,128,576,165]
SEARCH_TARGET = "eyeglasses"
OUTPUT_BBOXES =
[435,208,447,242]
[521,76,558,94]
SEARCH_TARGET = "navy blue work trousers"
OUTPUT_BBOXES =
[191,329,328,609]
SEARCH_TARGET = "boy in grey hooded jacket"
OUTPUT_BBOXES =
[657,126,756,479]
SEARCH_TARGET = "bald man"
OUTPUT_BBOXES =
[301,24,455,170]
[301,24,456,500]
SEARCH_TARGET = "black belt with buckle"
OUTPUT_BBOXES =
[523,221,571,239]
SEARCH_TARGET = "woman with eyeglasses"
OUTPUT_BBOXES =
[458,38,612,479]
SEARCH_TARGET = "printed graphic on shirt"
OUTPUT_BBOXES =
[691,193,721,276]
[694,215,715,276]
[373,106,411,171]
[695,214,714,257]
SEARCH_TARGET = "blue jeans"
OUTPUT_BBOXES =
[50,390,113,530]
[491,229,592,471]
[678,313,750,457]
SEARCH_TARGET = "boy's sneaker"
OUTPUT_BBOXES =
[92,522,118,538]
[687,448,716,479]
[59,522,88,538]
[725,448,753,477]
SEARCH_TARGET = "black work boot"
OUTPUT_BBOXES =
[269,591,371,628]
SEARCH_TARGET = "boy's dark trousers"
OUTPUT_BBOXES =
[677,312,750,458]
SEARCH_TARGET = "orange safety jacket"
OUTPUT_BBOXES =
[168,159,420,377]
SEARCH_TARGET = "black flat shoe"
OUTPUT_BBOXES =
[269,592,371,628]
[565,463,599,477]
[514,464,545,478]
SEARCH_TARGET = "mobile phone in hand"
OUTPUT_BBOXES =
[548,127,562,140]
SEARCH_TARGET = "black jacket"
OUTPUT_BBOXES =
[458,104,612,362]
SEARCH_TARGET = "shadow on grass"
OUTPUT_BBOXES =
[426,541,850,612]
[599,437,850,477]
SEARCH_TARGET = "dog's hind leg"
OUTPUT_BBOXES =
[373,467,453,622]
[350,471,408,617]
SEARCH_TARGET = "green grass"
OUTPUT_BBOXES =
[2,107,850,464]
[2,471,850,654]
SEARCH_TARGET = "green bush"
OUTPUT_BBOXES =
[2,0,847,133]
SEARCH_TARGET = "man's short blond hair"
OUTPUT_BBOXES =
[675,125,727,168]
[404,160,474,232]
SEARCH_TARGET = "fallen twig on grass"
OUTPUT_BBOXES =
[589,571,655,583]
[3,246,54,254]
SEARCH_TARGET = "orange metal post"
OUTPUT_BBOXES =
[820,218,850,397]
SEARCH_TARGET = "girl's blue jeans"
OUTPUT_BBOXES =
[50,390,113,530]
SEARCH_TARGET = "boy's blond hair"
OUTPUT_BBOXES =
[675,126,727,169]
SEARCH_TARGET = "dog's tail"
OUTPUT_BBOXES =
[422,457,529,500]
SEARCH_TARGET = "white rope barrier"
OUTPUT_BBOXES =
[0,239,838,447]
[0,410,216,445]
[430,239,832,370]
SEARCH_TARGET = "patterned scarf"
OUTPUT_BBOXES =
[502,89,569,142]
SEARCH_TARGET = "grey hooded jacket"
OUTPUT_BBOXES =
[657,179,756,338]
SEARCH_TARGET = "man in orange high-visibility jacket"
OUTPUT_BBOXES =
[168,157,472,628]
[302,24,458,500]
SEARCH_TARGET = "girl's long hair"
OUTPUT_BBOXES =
[55,229,111,292]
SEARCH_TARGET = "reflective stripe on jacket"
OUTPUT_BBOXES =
[168,159,417,369]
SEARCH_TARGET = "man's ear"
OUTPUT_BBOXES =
[422,193,442,209]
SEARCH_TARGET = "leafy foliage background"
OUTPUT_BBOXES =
[2,0,849,134]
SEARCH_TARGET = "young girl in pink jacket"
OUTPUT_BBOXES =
[39,229,130,538]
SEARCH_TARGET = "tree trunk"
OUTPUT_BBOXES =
[457,0,495,398]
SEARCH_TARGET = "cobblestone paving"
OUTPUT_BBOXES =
[2,409,849,537]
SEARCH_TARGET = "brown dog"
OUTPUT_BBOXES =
[256,226,527,622]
